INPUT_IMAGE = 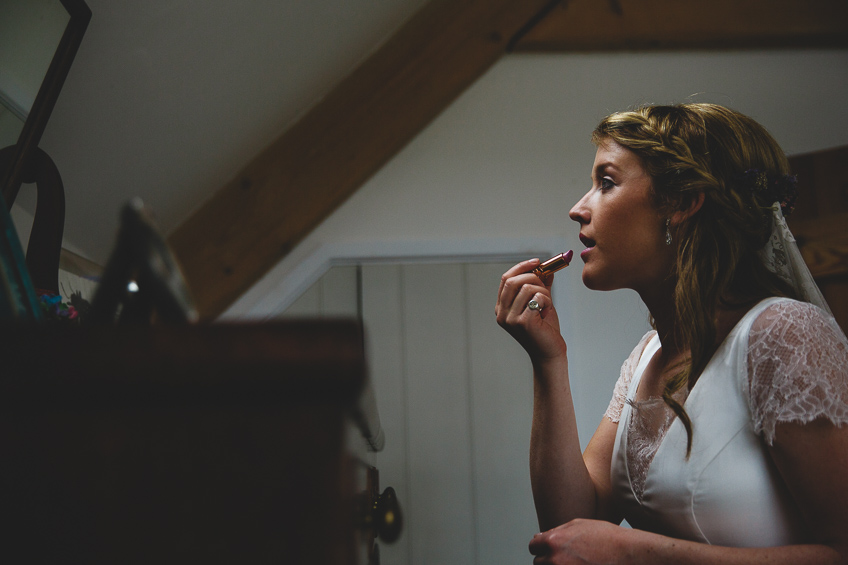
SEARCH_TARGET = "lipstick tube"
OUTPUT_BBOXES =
[533,250,573,276]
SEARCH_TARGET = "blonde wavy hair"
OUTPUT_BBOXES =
[592,103,797,454]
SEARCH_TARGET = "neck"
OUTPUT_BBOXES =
[640,282,758,364]
[639,280,687,358]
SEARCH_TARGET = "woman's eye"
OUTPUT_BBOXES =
[600,178,614,190]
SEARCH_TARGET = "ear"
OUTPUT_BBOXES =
[670,192,705,225]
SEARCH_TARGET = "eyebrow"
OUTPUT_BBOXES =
[592,162,619,178]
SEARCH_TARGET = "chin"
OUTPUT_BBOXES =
[581,270,604,291]
[581,268,622,292]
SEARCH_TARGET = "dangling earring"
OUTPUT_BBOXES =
[665,218,672,246]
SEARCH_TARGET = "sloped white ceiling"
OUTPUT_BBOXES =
[19,0,427,264]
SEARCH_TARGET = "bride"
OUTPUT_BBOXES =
[496,103,848,564]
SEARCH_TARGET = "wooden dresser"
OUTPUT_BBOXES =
[0,319,389,564]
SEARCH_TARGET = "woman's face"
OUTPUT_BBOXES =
[568,140,672,293]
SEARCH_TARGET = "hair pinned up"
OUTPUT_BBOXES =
[735,169,799,218]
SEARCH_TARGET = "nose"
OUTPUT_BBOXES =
[569,191,590,225]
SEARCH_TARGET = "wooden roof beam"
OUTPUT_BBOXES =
[167,0,557,320]
[512,0,848,52]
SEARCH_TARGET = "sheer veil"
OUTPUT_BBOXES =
[758,203,833,316]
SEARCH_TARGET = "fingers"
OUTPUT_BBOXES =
[497,258,541,299]
[497,279,550,324]
[529,532,547,555]
[527,293,551,316]
[529,532,554,565]
[496,260,565,360]
[496,260,552,319]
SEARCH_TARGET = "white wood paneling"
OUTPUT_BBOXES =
[466,262,539,561]
[322,265,359,317]
[279,265,357,317]
[401,263,476,565]
[361,264,411,564]
[282,260,539,565]
[279,282,321,316]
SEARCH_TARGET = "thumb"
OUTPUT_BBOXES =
[528,532,549,556]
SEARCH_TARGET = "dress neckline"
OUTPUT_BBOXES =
[621,297,787,502]
[631,296,786,405]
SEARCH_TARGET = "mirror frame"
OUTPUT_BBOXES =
[0,0,91,207]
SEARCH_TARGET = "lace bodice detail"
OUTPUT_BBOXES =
[605,300,848,502]
[604,331,655,423]
[624,393,687,501]
[604,331,672,501]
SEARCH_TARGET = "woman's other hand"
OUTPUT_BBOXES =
[529,520,638,565]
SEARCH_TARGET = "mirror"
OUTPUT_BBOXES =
[0,0,90,207]
[0,0,69,150]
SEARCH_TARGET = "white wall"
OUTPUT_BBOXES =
[226,49,848,448]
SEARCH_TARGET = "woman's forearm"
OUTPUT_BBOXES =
[634,528,843,565]
[529,356,598,530]
[531,519,845,565]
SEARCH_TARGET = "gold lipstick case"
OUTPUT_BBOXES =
[532,250,573,276]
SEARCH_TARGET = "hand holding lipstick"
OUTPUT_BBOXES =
[496,253,570,363]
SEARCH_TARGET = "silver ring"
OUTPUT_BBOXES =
[528,299,542,311]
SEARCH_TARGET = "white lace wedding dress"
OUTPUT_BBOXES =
[604,297,848,546]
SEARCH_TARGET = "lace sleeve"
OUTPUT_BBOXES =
[604,331,656,423]
[747,300,848,445]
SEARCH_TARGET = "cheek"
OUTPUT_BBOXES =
[614,205,660,244]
